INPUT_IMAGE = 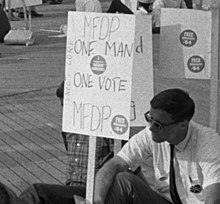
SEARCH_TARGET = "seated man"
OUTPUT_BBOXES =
[93,88,220,204]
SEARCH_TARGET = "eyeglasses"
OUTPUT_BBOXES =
[144,111,179,130]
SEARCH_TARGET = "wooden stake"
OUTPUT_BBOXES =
[86,136,97,203]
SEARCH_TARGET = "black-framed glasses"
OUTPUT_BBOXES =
[144,111,179,130]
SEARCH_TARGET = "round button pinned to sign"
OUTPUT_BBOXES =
[111,115,128,135]
[90,55,107,75]
[187,55,205,73]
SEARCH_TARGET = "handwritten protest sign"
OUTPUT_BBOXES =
[5,0,42,8]
[63,12,136,140]
[62,12,153,140]
[160,8,212,79]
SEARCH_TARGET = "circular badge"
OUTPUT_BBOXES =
[180,30,197,47]
[187,55,205,73]
[190,184,202,194]
[90,55,107,75]
[111,115,128,135]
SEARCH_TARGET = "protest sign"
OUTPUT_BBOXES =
[131,13,153,127]
[63,12,135,141]
[160,8,212,79]
[62,11,153,203]
[160,8,219,130]
[5,0,42,8]
[63,12,153,140]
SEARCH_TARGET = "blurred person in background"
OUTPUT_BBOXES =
[75,0,102,12]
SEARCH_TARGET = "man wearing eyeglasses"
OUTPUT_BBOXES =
[93,88,220,204]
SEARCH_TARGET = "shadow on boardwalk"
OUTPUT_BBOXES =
[0,88,66,195]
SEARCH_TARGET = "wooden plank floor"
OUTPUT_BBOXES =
[0,88,67,195]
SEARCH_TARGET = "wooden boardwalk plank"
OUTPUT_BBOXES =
[0,88,68,193]
[0,173,21,194]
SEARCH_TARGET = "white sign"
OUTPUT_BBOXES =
[63,12,153,140]
[160,8,212,79]
[63,12,135,140]
[131,13,153,127]
[5,0,42,8]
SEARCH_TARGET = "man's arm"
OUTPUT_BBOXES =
[94,155,129,204]
[204,183,220,204]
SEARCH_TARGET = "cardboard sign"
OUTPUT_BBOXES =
[160,8,212,79]
[63,12,135,140]
[5,0,42,8]
[131,13,153,126]
[121,0,138,12]
[62,12,153,140]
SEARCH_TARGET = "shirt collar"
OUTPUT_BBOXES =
[175,121,193,152]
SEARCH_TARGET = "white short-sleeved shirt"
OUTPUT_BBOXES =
[75,0,102,12]
[118,121,220,204]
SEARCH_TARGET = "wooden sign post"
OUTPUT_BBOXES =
[160,8,219,130]
[62,11,153,203]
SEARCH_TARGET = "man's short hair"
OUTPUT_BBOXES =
[150,88,195,122]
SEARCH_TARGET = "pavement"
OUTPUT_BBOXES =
[0,0,219,196]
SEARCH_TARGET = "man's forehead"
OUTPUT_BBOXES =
[150,108,173,121]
